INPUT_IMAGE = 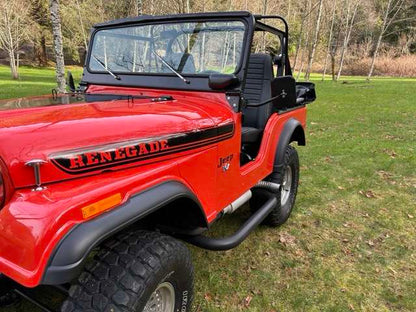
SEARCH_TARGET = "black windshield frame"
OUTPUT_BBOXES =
[82,12,290,93]
[83,13,254,92]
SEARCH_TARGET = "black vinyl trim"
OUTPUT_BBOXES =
[42,181,204,285]
[274,118,305,171]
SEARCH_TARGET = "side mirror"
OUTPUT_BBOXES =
[208,74,239,90]
[67,71,76,92]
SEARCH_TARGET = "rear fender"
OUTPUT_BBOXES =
[42,181,205,285]
[274,118,305,171]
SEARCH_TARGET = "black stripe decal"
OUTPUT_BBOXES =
[51,123,234,174]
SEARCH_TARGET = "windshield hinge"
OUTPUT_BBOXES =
[151,95,174,102]
[226,92,242,112]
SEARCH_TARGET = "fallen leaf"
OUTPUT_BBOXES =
[204,292,212,301]
[367,240,375,247]
[243,295,252,308]
[384,134,400,140]
[359,190,376,198]
[388,267,397,274]
[377,170,392,180]
[383,149,398,158]
[325,156,333,163]
[279,232,296,246]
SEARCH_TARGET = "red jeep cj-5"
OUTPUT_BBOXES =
[0,12,315,312]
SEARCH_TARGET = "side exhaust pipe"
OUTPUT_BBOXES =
[183,196,277,251]
[253,180,280,193]
[223,190,252,214]
[222,180,280,215]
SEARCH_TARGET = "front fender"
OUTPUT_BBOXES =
[42,181,203,285]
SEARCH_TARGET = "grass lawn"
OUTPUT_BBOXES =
[0,65,415,311]
[0,65,83,100]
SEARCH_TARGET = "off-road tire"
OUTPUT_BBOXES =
[61,230,193,312]
[251,145,299,227]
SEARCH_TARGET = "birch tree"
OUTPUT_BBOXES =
[49,0,66,93]
[305,0,324,81]
[336,0,359,81]
[367,0,404,80]
[0,0,32,79]
[322,0,337,81]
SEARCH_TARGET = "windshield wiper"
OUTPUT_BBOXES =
[92,55,121,80]
[151,50,190,84]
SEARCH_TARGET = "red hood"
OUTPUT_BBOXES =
[0,87,234,188]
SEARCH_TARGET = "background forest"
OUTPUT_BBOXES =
[0,0,415,82]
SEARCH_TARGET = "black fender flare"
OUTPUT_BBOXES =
[274,118,305,172]
[42,181,204,285]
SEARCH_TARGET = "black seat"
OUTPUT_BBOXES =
[241,127,262,144]
[241,53,274,144]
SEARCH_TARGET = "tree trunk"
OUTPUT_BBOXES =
[367,0,393,81]
[41,35,48,66]
[9,51,18,79]
[133,0,143,15]
[322,1,337,81]
[292,14,304,72]
[75,0,88,50]
[336,0,358,81]
[293,0,311,74]
[49,0,66,93]
[305,0,324,81]
[261,0,268,51]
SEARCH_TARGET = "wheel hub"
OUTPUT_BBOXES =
[281,165,292,206]
[143,282,175,312]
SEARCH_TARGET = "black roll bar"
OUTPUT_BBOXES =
[253,15,292,76]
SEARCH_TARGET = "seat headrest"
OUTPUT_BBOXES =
[247,53,274,80]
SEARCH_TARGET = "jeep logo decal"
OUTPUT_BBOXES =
[50,123,234,174]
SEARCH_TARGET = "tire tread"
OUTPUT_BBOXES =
[61,230,192,312]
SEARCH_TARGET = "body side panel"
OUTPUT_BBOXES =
[0,85,306,287]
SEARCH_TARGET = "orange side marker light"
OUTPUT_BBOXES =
[81,193,122,219]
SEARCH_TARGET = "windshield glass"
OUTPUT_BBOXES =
[88,21,246,75]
